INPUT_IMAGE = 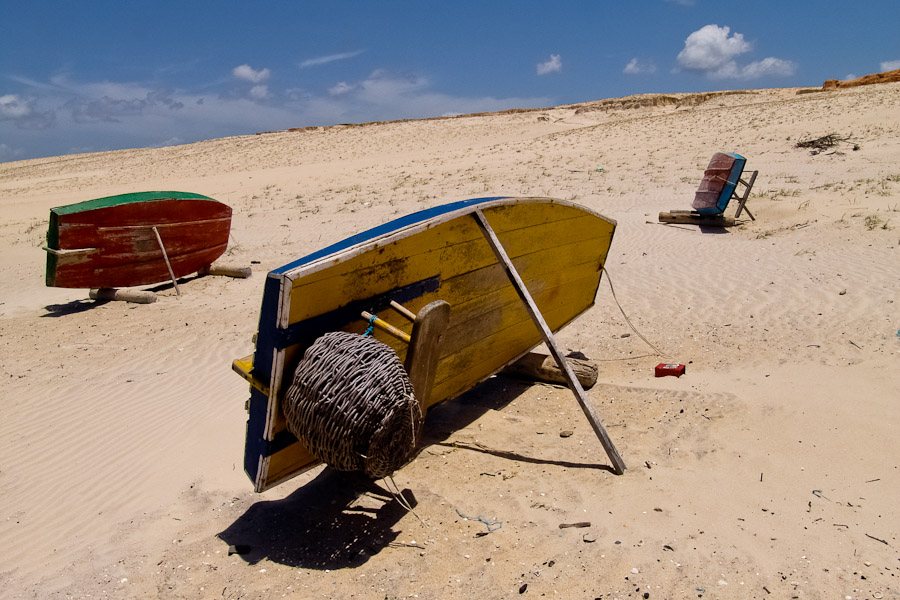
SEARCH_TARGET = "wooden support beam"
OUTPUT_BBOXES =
[151,226,181,296]
[472,209,626,475]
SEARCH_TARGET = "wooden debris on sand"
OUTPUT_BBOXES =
[795,133,859,155]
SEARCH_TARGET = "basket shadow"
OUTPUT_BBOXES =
[219,374,610,571]
[217,468,414,570]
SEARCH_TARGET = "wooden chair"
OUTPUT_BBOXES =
[659,152,758,226]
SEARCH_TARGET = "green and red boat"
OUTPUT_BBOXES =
[44,191,232,288]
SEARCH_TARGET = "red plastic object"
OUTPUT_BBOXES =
[655,363,685,378]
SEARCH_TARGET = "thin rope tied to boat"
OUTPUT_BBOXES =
[283,331,422,478]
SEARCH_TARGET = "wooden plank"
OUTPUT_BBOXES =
[405,300,451,408]
[284,210,608,325]
[473,208,626,475]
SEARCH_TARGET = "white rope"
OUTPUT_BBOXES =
[601,266,667,358]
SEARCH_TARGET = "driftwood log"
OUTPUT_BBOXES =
[198,263,252,278]
[89,288,157,304]
[501,352,598,389]
[659,210,735,227]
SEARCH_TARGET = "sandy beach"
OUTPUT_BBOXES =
[1,82,898,599]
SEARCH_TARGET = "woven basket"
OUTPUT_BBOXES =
[283,331,422,478]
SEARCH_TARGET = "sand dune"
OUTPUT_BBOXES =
[1,83,898,599]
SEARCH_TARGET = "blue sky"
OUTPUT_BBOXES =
[2,1,898,162]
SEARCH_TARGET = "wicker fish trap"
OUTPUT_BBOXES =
[283,331,422,478]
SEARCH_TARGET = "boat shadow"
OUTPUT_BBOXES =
[42,297,105,317]
[219,375,611,571]
[41,275,205,317]
[423,375,615,472]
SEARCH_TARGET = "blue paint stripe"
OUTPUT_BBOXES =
[716,153,746,212]
[271,196,508,275]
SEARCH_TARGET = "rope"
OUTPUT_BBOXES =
[363,314,378,336]
[600,266,667,358]
[455,508,502,532]
[384,475,427,526]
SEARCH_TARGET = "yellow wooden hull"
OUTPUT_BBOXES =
[235,196,616,491]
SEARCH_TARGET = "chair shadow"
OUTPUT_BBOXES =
[698,224,732,234]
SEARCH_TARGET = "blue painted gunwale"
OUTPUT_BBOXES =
[271,196,508,275]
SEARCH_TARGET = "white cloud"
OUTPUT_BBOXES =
[624,58,657,75]
[2,70,553,160]
[300,51,364,68]
[881,59,900,71]
[0,93,56,128]
[740,57,796,79]
[677,24,750,76]
[232,64,270,83]
[328,82,355,96]
[0,94,30,118]
[249,85,269,100]
[152,136,184,148]
[677,24,795,79]
[537,54,562,75]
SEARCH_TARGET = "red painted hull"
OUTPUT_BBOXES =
[46,194,232,288]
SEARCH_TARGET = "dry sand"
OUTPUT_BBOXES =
[1,83,899,599]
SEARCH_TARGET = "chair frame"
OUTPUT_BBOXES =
[733,170,758,220]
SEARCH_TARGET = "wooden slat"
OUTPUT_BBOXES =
[284,209,610,324]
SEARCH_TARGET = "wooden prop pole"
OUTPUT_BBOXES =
[390,299,418,322]
[151,226,181,296]
[472,209,626,475]
[361,310,411,343]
